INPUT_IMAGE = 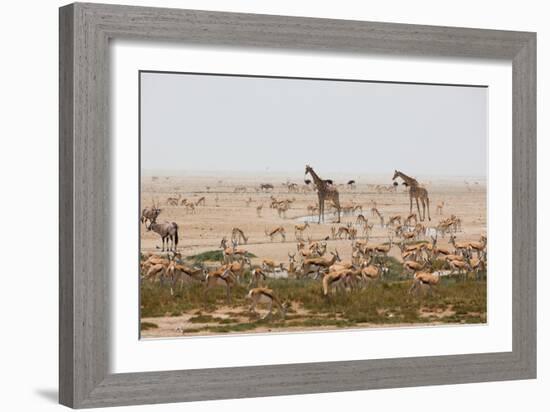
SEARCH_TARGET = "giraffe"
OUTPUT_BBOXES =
[392,170,431,222]
[305,165,341,224]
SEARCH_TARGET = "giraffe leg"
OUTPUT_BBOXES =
[415,197,422,221]
[409,193,413,214]
[425,196,431,221]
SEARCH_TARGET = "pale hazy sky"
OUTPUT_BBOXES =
[140,72,487,178]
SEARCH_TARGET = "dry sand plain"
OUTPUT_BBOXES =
[140,173,486,338]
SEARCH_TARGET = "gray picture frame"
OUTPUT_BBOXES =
[59,2,536,408]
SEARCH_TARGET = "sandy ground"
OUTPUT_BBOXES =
[140,173,486,338]
[140,173,486,263]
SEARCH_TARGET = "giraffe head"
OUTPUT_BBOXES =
[305,164,313,176]
[392,170,400,180]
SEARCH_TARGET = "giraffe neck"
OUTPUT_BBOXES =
[397,171,419,186]
[308,168,325,190]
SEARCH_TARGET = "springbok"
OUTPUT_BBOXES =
[247,288,287,319]
[409,271,441,296]
[203,268,236,303]
[265,226,286,242]
[231,227,248,244]
[294,222,310,240]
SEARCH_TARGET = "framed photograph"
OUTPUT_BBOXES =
[59,3,536,408]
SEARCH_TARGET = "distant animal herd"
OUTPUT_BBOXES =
[140,166,487,319]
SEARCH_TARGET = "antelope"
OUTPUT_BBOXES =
[231,227,248,244]
[248,268,267,287]
[265,226,286,242]
[374,237,394,258]
[234,185,247,193]
[322,269,356,296]
[303,250,341,278]
[436,201,445,215]
[245,197,253,207]
[166,194,181,206]
[372,207,385,227]
[403,259,428,277]
[195,196,206,206]
[307,204,318,215]
[247,288,287,319]
[140,201,162,225]
[449,234,470,256]
[185,203,196,214]
[361,258,388,283]
[468,235,487,258]
[146,220,179,252]
[355,214,368,226]
[256,204,263,217]
[335,223,355,240]
[287,252,302,278]
[409,271,441,296]
[294,222,310,240]
[430,236,451,257]
[204,268,236,303]
[449,259,471,279]
[404,213,417,226]
[219,236,235,263]
[276,203,290,218]
[167,263,204,294]
[261,258,284,274]
[387,215,402,227]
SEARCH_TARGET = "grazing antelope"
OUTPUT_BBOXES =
[167,263,204,295]
[247,288,287,319]
[356,214,368,226]
[294,222,310,240]
[248,268,267,287]
[147,220,179,252]
[185,203,196,214]
[436,201,445,215]
[166,194,181,206]
[371,207,385,227]
[409,271,441,296]
[234,185,247,193]
[335,223,355,240]
[265,226,286,242]
[322,269,356,296]
[204,268,236,303]
[231,227,248,245]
